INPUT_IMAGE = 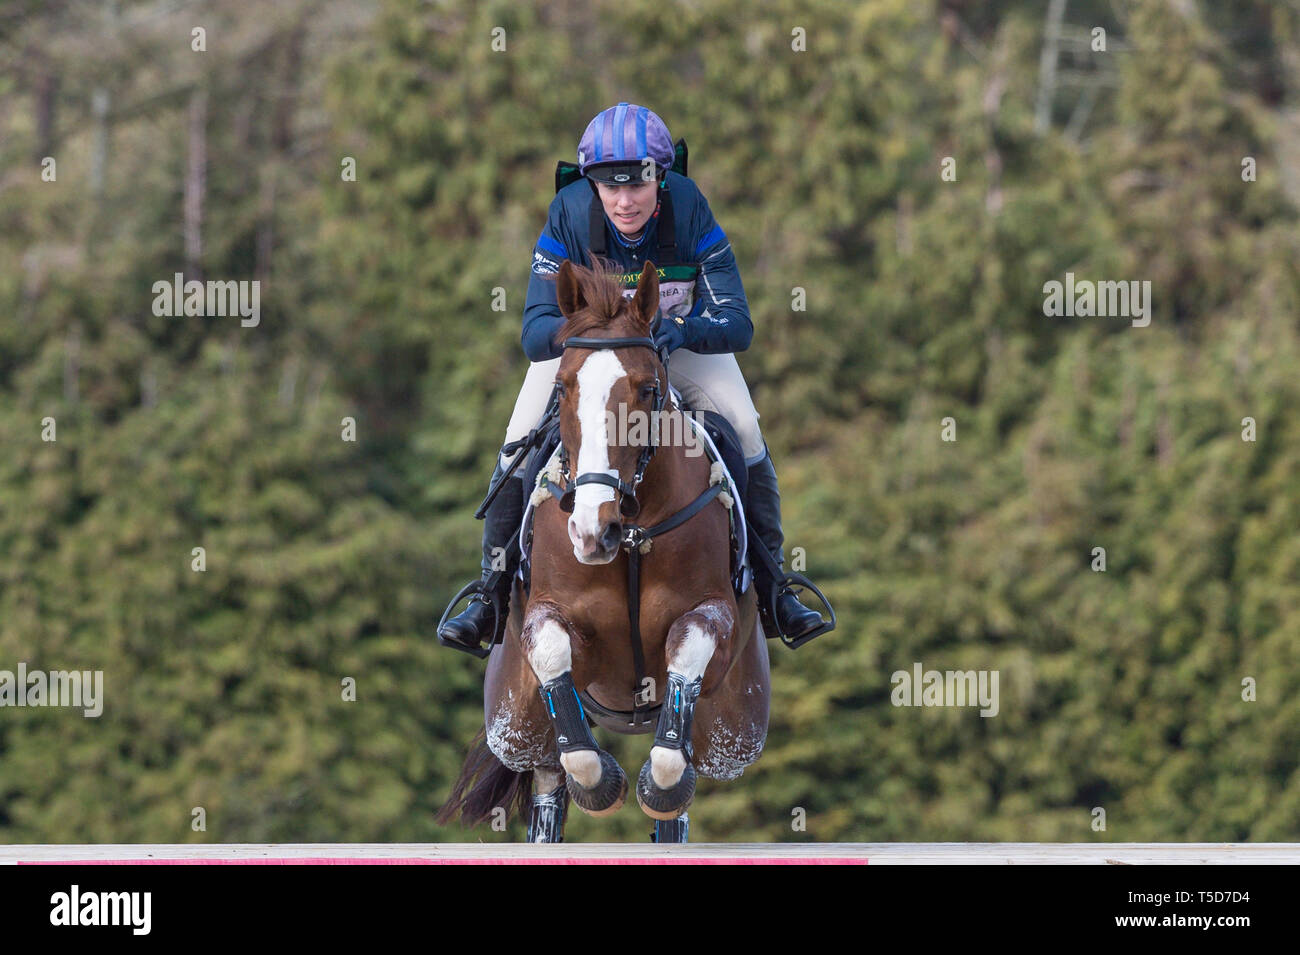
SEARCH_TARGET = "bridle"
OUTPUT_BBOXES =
[551,330,729,727]
[555,335,665,522]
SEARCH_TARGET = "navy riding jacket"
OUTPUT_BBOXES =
[522,171,753,362]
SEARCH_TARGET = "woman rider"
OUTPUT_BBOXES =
[439,102,830,650]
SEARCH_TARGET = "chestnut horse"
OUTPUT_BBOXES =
[438,259,769,842]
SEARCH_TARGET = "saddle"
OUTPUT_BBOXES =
[516,391,751,598]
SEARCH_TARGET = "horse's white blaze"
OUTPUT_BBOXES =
[526,618,572,684]
[569,350,625,553]
[650,621,720,789]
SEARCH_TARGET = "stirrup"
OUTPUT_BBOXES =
[437,580,503,659]
[764,572,836,650]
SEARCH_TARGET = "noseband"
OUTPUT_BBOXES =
[555,335,665,521]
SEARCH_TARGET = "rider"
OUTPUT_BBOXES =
[439,102,830,650]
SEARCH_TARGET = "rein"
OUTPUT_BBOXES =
[555,333,725,728]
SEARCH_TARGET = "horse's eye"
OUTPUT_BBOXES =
[555,381,566,398]
[639,384,656,401]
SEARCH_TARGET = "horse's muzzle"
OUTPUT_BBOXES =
[569,516,623,564]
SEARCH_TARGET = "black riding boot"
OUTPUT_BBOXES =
[745,445,830,643]
[438,461,525,653]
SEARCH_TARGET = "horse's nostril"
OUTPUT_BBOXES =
[601,523,622,551]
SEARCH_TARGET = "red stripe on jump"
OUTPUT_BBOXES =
[22,857,868,866]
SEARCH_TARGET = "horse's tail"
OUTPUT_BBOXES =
[436,727,533,827]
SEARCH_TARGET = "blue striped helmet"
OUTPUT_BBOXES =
[577,103,675,184]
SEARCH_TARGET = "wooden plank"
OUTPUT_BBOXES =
[2,843,1297,864]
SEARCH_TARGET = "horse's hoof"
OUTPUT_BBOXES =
[636,758,697,821]
[566,750,628,817]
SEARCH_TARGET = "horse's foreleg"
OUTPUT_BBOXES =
[636,598,734,821]
[523,602,629,817]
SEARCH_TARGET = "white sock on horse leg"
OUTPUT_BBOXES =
[650,618,719,789]
[524,616,572,683]
[560,750,602,789]
[650,749,688,789]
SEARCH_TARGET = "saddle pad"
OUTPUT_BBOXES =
[689,410,747,504]
[519,419,562,508]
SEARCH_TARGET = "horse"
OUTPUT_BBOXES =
[438,258,770,842]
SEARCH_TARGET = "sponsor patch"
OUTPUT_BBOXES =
[532,250,560,275]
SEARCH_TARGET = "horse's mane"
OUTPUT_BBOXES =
[556,257,647,340]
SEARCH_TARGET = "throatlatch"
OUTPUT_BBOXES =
[538,672,598,753]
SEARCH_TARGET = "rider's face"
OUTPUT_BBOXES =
[594,180,659,236]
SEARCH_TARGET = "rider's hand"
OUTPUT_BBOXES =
[652,313,690,355]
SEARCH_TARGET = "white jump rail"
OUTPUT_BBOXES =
[2,843,1297,864]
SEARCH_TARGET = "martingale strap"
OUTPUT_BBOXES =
[622,483,723,727]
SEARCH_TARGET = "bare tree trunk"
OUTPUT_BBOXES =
[1034,0,1068,134]
[272,22,307,152]
[256,19,308,284]
[1064,81,1099,144]
[255,165,276,285]
[141,362,157,408]
[64,323,80,405]
[896,192,913,257]
[33,51,59,163]
[278,354,300,407]
[1275,4,1300,208]
[91,88,110,196]
[184,88,207,278]
[984,33,1009,216]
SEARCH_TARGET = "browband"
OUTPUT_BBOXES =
[561,336,657,351]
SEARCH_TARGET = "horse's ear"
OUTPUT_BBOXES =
[556,260,586,318]
[630,260,659,329]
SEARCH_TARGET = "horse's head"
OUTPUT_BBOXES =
[553,258,663,565]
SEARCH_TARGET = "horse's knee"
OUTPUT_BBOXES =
[522,609,572,683]
[486,705,551,772]
[666,601,734,686]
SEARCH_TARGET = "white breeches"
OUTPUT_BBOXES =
[500,350,766,470]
